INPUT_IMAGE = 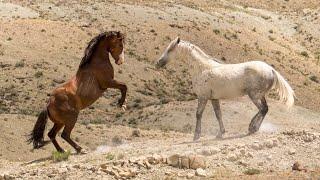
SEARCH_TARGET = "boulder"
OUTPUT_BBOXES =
[189,154,206,169]
[167,154,180,168]
[181,155,190,169]
[195,168,207,177]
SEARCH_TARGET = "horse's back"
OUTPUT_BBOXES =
[193,61,275,99]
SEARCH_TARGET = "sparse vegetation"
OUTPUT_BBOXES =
[243,168,261,175]
[309,75,319,83]
[106,152,115,160]
[52,150,71,162]
[1,1,320,179]
[112,135,123,145]
[213,29,220,34]
[300,51,309,57]
[15,60,25,68]
[34,71,43,78]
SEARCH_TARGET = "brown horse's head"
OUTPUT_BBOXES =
[108,31,125,65]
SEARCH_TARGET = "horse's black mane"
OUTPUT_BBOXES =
[79,31,120,68]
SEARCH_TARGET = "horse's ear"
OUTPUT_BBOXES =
[177,37,180,44]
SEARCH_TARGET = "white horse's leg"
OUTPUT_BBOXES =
[248,95,268,134]
[193,98,208,141]
[211,99,225,138]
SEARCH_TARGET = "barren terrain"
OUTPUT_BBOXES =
[0,0,320,179]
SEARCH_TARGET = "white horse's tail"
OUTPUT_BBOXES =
[272,70,295,107]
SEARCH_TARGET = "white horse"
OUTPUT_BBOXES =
[156,37,295,141]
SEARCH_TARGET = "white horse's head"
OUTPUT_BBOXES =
[156,37,180,68]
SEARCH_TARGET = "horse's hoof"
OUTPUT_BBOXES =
[248,129,257,135]
[77,150,88,155]
[58,149,65,153]
[121,104,126,111]
[193,135,200,141]
[216,134,223,139]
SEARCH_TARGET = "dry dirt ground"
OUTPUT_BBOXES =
[0,0,320,179]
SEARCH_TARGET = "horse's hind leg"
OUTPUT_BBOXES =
[211,99,225,138]
[248,95,268,134]
[193,98,208,141]
[48,123,64,152]
[61,115,83,153]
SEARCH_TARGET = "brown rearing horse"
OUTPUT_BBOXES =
[28,31,127,153]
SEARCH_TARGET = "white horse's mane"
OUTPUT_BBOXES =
[174,40,221,73]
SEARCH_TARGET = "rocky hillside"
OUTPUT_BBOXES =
[0,0,320,179]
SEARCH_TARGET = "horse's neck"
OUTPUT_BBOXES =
[177,41,220,75]
[76,43,113,78]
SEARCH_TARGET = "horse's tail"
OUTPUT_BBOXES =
[272,69,295,107]
[27,107,49,149]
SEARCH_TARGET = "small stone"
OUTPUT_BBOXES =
[288,149,296,155]
[227,153,238,161]
[266,155,272,161]
[165,170,175,176]
[238,160,248,167]
[251,143,262,150]
[101,167,119,177]
[264,140,274,148]
[53,78,65,84]
[201,149,211,156]
[73,164,80,169]
[246,152,254,158]
[186,173,194,179]
[272,139,278,147]
[292,161,306,172]
[144,160,152,169]
[210,147,220,155]
[119,169,136,178]
[195,168,207,177]
[147,156,157,165]
[239,148,246,155]
[131,129,141,137]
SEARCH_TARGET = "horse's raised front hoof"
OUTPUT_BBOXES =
[121,104,127,111]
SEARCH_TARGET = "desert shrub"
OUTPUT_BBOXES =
[34,71,43,78]
[106,152,115,160]
[300,51,309,57]
[213,29,220,34]
[112,135,123,145]
[52,150,71,162]
[243,168,261,175]
[15,61,25,68]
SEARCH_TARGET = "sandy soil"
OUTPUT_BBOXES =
[0,0,320,179]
